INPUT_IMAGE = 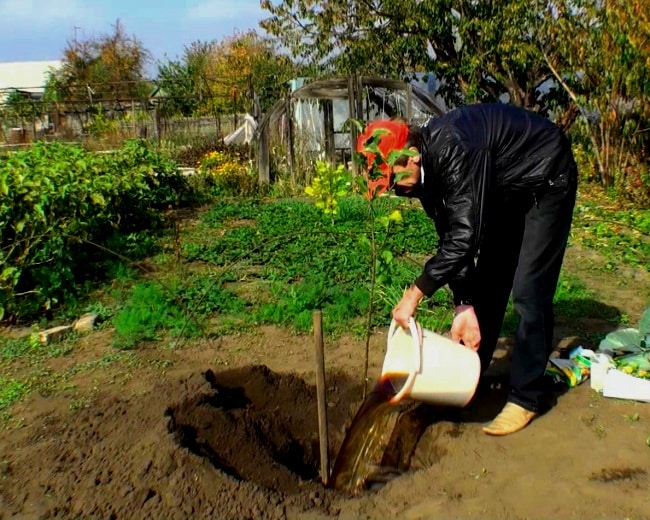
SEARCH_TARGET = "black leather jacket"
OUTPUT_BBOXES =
[412,103,575,304]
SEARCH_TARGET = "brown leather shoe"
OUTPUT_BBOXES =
[482,402,538,436]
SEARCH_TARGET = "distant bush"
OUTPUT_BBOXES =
[197,148,259,197]
[164,135,250,168]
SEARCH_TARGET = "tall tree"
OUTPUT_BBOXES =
[155,31,297,117]
[261,0,559,111]
[204,30,298,115]
[44,20,151,111]
[155,41,213,117]
[545,0,650,188]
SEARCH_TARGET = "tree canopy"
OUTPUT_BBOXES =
[156,41,213,117]
[544,0,650,187]
[44,20,151,110]
[155,31,298,117]
[261,0,562,110]
[261,0,650,201]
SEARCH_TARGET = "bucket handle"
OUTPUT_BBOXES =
[387,318,422,404]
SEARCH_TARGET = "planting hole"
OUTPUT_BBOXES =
[165,365,353,495]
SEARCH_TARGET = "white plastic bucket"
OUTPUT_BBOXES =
[381,318,481,407]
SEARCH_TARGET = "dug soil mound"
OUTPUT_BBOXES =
[1,324,649,519]
[0,364,367,519]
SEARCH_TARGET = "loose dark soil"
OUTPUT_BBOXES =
[1,244,649,519]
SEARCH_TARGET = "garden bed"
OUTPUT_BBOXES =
[0,186,649,518]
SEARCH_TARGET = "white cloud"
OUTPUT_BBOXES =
[187,0,263,21]
[0,0,95,26]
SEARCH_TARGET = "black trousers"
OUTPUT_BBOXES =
[472,167,577,412]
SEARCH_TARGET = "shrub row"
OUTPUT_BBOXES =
[0,140,187,321]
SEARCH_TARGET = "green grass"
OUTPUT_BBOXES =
[124,192,633,341]
[172,194,448,336]
[0,378,28,412]
[0,338,34,361]
[572,195,650,271]
[554,273,624,322]
[112,281,202,348]
[0,334,76,362]
[0,342,144,421]
[23,187,638,352]
[498,271,627,337]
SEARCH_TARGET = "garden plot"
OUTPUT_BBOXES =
[0,187,649,518]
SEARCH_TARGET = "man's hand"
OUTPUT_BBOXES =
[450,305,481,351]
[392,285,425,328]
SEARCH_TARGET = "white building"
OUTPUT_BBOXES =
[0,60,62,100]
[0,61,63,141]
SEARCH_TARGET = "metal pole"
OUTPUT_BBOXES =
[313,310,330,485]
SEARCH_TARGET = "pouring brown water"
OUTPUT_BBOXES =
[328,374,408,494]
[328,319,481,494]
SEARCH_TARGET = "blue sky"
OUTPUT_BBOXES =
[0,0,269,72]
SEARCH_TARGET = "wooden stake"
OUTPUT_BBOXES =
[313,310,330,485]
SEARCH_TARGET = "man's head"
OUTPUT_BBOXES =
[356,120,422,198]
